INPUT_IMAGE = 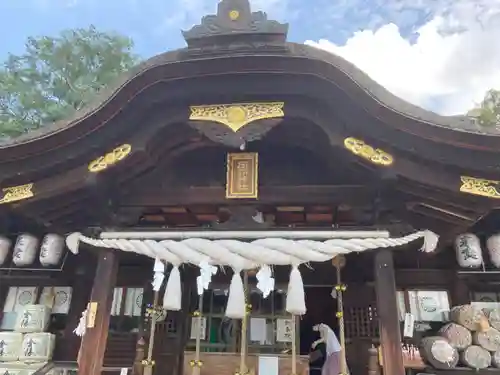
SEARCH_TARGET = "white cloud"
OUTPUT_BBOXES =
[305,2,500,115]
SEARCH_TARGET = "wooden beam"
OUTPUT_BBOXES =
[122,185,378,206]
[78,250,118,375]
[374,249,404,375]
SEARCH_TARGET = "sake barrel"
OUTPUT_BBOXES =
[18,333,56,363]
[474,327,500,352]
[0,332,23,362]
[12,234,38,267]
[39,234,65,267]
[492,350,500,368]
[450,305,486,331]
[485,308,500,331]
[439,323,472,350]
[420,336,459,369]
[14,304,51,333]
[487,234,500,268]
[0,236,11,266]
[460,345,491,369]
[455,233,482,268]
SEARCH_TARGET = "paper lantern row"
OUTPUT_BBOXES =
[455,233,500,269]
[0,234,65,267]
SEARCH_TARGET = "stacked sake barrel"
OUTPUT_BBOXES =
[420,304,500,370]
[0,304,56,375]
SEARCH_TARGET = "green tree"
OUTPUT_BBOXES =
[0,25,140,138]
[469,89,500,127]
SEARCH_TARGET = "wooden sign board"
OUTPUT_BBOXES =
[226,153,258,199]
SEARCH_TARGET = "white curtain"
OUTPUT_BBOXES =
[40,287,72,314]
[123,288,144,317]
[3,287,37,312]
[111,288,123,316]
[397,291,406,321]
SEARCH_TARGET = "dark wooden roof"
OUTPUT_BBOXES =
[2,0,499,150]
[0,0,498,237]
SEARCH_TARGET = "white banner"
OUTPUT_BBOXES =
[276,318,293,342]
[111,288,123,316]
[124,288,143,317]
[40,287,72,314]
[409,290,450,321]
[190,316,207,340]
[3,287,37,312]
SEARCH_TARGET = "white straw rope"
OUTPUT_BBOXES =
[66,231,437,265]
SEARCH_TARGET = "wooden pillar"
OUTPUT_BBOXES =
[374,250,404,375]
[63,255,94,360]
[78,250,118,375]
[451,273,470,306]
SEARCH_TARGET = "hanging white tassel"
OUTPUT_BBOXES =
[73,307,88,336]
[225,269,246,319]
[197,261,218,295]
[163,265,182,311]
[421,230,439,253]
[152,257,165,292]
[286,266,306,315]
[256,265,275,298]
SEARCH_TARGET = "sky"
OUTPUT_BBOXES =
[1,0,500,115]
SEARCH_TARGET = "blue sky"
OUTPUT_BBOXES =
[1,0,499,114]
[0,0,432,60]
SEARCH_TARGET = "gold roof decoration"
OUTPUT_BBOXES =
[460,176,500,199]
[88,144,132,173]
[189,102,285,133]
[0,183,34,205]
[344,137,393,166]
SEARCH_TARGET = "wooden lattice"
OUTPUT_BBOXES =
[345,305,379,338]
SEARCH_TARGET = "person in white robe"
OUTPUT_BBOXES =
[312,323,349,375]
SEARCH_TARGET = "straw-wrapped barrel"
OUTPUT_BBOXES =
[491,351,500,368]
[450,305,486,331]
[485,309,500,331]
[420,336,459,369]
[473,328,500,352]
[460,345,491,369]
[439,323,472,350]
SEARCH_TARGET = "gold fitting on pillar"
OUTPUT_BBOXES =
[189,360,203,368]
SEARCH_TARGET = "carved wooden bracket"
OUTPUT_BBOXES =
[188,103,284,147]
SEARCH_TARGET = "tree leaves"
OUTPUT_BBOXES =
[469,89,500,128]
[0,25,140,139]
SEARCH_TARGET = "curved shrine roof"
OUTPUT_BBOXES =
[0,0,499,219]
[0,43,494,150]
[0,0,497,152]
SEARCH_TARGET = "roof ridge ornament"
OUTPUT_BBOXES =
[182,0,288,47]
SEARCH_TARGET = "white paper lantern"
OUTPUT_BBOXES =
[12,234,39,266]
[0,236,11,266]
[455,233,483,268]
[39,234,65,267]
[486,234,500,268]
